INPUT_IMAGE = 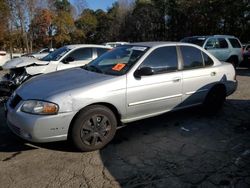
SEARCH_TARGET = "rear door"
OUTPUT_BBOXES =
[179,45,219,107]
[126,46,182,120]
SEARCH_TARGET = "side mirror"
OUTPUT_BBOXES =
[134,67,154,78]
[62,56,74,64]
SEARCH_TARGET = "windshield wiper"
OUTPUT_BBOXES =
[83,65,104,74]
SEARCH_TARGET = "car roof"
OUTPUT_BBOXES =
[129,41,186,48]
[183,35,237,39]
[66,44,112,50]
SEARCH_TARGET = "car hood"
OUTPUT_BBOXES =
[2,57,49,69]
[17,68,116,100]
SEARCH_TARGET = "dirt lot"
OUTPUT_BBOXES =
[0,68,250,188]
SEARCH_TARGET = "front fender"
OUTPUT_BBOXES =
[25,65,49,76]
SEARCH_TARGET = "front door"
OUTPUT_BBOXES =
[126,46,182,121]
[57,48,93,71]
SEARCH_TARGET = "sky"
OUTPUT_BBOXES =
[85,0,118,11]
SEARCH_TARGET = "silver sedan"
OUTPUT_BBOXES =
[6,42,237,151]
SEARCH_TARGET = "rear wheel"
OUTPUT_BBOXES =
[203,86,226,114]
[228,56,239,68]
[71,105,117,151]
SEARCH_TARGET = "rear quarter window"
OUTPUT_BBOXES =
[228,38,241,48]
[202,52,214,66]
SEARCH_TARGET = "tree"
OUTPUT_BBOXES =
[0,0,10,49]
[30,9,54,49]
[53,11,75,46]
[124,0,161,41]
[75,9,98,43]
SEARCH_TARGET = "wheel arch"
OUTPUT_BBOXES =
[205,83,227,100]
[227,55,239,66]
[67,102,122,139]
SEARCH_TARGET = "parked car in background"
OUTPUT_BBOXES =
[0,51,8,68]
[242,44,250,67]
[181,35,243,67]
[6,42,237,151]
[0,51,22,68]
[102,42,129,48]
[0,44,112,103]
[22,48,55,59]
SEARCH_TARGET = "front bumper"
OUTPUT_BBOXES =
[6,101,75,143]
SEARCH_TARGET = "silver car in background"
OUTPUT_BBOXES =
[6,42,237,151]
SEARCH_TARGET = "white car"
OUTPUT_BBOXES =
[6,42,237,151]
[0,51,8,67]
[3,44,112,76]
[22,48,55,59]
[0,44,111,101]
[102,42,129,48]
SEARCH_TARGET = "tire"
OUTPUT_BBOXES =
[203,86,226,114]
[0,83,11,106]
[228,56,239,68]
[71,105,117,151]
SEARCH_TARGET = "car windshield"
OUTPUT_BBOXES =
[181,37,207,47]
[41,46,70,61]
[83,45,149,76]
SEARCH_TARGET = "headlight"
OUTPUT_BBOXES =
[21,100,59,115]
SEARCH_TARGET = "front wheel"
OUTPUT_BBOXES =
[0,83,12,106]
[70,105,117,151]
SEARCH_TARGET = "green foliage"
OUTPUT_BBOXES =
[54,0,71,12]
[0,0,249,51]
[53,11,75,46]
[30,9,54,48]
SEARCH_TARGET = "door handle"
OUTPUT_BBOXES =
[172,77,181,82]
[210,72,216,76]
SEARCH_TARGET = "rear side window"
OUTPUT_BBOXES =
[180,46,203,69]
[140,46,178,73]
[96,48,109,56]
[67,48,93,60]
[228,38,241,48]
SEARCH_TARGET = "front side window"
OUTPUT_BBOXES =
[41,46,71,61]
[66,48,92,61]
[205,38,219,49]
[84,45,149,76]
[139,46,178,74]
[180,46,204,69]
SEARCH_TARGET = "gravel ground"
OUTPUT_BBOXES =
[0,68,250,188]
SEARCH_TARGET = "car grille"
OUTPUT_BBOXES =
[9,94,22,109]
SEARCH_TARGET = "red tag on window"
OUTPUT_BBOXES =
[112,63,126,71]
